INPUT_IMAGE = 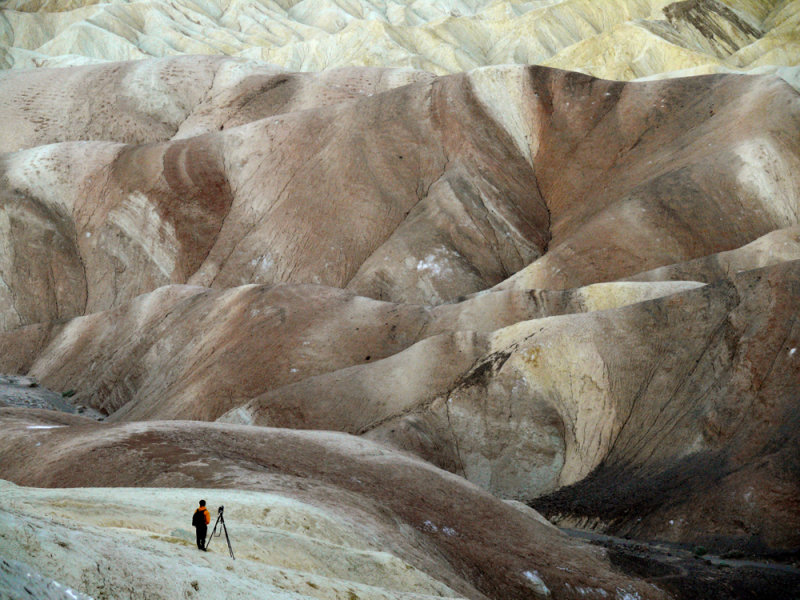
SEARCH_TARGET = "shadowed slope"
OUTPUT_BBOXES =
[0,556,92,600]
[527,261,800,554]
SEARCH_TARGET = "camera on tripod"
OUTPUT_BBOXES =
[206,505,234,559]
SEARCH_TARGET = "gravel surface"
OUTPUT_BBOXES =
[0,375,104,420]
[564,528,800,600]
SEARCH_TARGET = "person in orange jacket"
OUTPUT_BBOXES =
[192,500,211,551]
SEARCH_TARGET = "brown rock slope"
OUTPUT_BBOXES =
[2,59,800,330]
[0,279,700,420]
[0,56,435,152]
[0,408,667,600]
[526,261,800,554]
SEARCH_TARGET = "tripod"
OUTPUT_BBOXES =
[206,506,235,560]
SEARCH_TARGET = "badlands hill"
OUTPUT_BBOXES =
[1,0,799,81]
[1,6,800,597]
[1,57,799,329]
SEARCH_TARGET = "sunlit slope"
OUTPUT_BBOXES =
[1,0,798,78]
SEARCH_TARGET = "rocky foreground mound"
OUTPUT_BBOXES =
[0,409,667,600]
[1,55,800,599]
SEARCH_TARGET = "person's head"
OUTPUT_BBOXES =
[199,500,206,507]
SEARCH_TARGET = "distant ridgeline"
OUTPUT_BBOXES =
[1,0,799,79]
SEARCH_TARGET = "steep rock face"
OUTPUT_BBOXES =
[0,409,668,600]
[2,59,799,331]
[663,0,763,57]
[1,0,798,80]
[0,60,548,326]
[542,0,796,80]
[496,69,800,291]
[529,261,800,553]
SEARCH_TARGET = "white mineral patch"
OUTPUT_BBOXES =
[250,254,274,275]
[417,255,445,276]
[522,570,550,597]
[575,586,609,596]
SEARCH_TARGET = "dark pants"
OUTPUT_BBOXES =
[195,525,207,550]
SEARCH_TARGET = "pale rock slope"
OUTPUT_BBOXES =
[1,481,467,600]
[0,279,703,421]
[224,261,800,554]
[0,556,92,600]
[1,257,798,555]
[1,0,799,80]
[623,224,800,282]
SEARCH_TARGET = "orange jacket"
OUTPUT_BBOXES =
[195,506,210,525]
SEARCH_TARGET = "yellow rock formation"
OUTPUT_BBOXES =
[1,0,797,78]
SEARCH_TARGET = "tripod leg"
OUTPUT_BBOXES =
[221,517,235,560]
[205,515,221,550]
